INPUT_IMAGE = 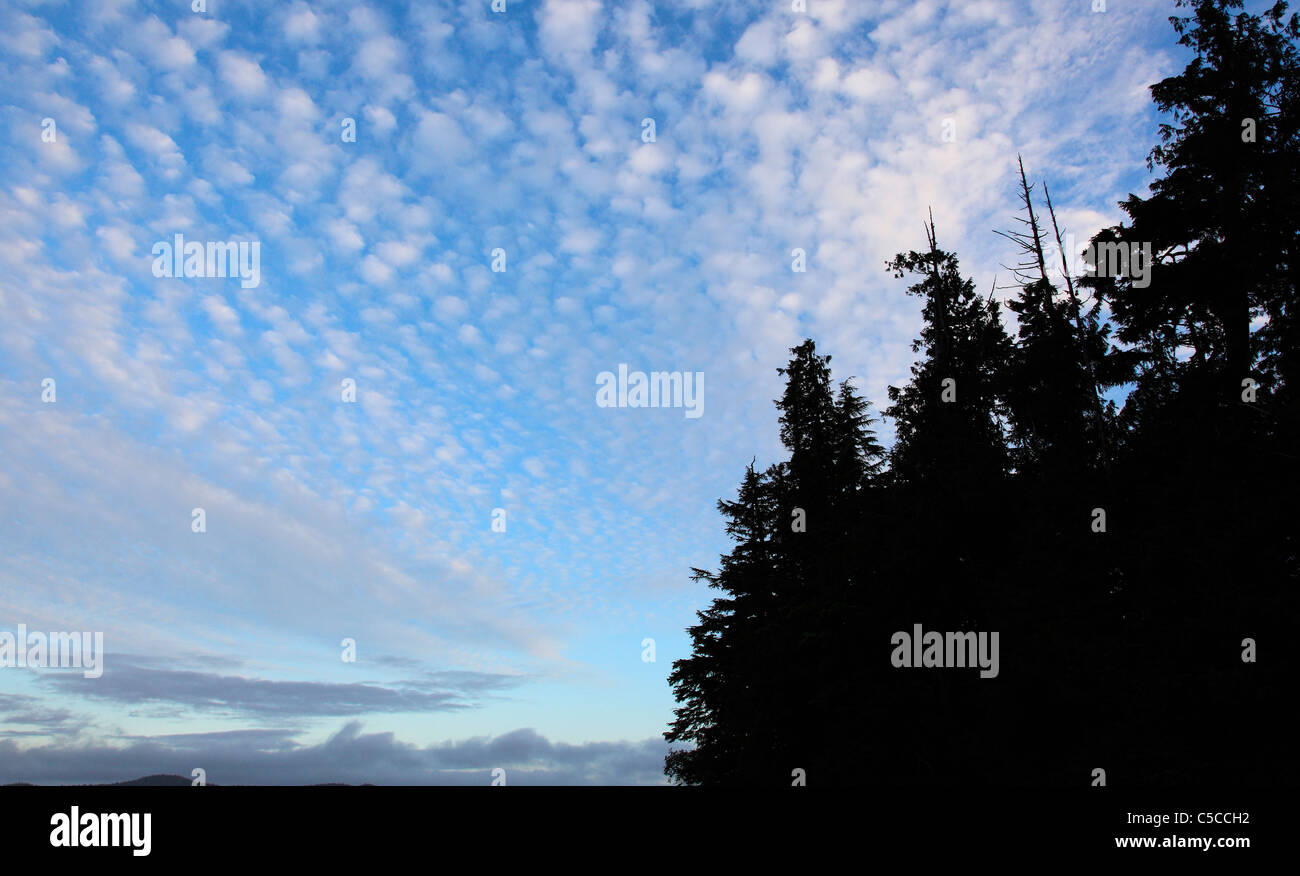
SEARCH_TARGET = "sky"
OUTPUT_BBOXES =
[0,0,1189,784]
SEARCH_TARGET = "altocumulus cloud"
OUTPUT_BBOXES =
[0,0,1178,779]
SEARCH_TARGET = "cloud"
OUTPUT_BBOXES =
[95,225,137,261]
[0,11,58,61]
[133,17,196,71]
[38,658,524,719]
[0,0,1173,772]
[283,2,323,44]
[0,723,670,786]
[352,35,405,80]
[217,52,269,97]
[539,0,604,62]
[0,695,81,739]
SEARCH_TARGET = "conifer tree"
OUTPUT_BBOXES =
[997,157,1119,479]
[665,341,882,785]
[666,0,1300,788]
[1092,0,1300,413]
[884,214,1012,490]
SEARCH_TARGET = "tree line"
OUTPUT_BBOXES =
[665,0,1300,786]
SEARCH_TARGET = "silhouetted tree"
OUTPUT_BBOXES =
[666,341,885,785]
[998,157,1118,480]
[667,0,1300,788]
[1094,0,1299,412]
[884,214,1012,491]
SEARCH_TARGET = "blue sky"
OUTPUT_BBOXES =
[0,0,1186,784]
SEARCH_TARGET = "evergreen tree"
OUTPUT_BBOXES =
[665,341,883,785]
[996,158,1120,479]
[1093,0,1300,413]
[1080,0,1300,784]
[884,214,1013,491]
[665,461,781,785]
[666,0,1300,789]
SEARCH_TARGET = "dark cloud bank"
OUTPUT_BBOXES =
[0,722,672,785]
[1,659,673,785]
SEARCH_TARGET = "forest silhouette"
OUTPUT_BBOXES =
[665,0,1300,787]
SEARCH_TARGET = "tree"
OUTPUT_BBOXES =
[884,213,1013,490]
[996,157,1121,478]
[666,2,1300,788]
[1094,0,1300,413]
[665,341,884,785]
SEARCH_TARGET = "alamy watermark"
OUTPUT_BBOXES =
[151,233,261,289]
[0,624,104,678]
[50,807,150,856]
[596,365,703,419]
[1048,233,1153,289]
[890,624,999,678]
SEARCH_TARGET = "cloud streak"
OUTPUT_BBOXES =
[38,658,525,719]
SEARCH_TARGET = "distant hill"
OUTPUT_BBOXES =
[1,775,201,787]
[109,774,195,787]
[4,776,376,786]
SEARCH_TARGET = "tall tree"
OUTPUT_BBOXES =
[1094,0,1300,413]
[665,341,883,785]
[884,214,1013,490]
[1078,0,1300,785]
[996,157,1120,478]
[665,461,781,785]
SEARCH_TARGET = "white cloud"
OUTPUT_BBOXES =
[353,35,405,80]
[324,218,364,253]
[539,0,603,62]
[363,104,398,136]
[283,2,323,44]
[734,19,780,65]
[359,254,395,285]
[218,52,269,97]
[134,17,196,71]
[202,295,243,335]
[95,226,136,261]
